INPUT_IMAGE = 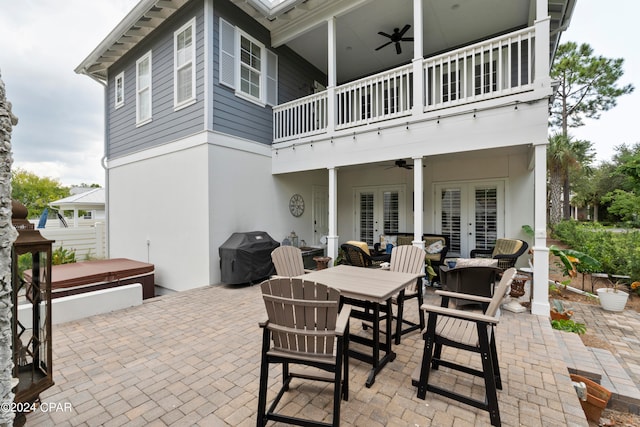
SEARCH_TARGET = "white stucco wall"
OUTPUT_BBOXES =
[108,142,211,291]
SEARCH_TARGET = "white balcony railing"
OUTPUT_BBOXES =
[335,64,413,130]
[273,27,535,143]
[273,91,328,141]
[424,27,534,110]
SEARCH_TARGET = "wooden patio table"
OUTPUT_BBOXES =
[299,264,421,387]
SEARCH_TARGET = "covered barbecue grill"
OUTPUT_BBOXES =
[219,231,279,284]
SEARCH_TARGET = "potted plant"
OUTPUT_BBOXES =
[596,279,629,312]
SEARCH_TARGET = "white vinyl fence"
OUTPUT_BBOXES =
[38,222,106,260]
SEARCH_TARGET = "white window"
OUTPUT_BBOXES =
[218,18,277,106]
[136,51,152,125]
[174,18,196,109]
[240,34,261,100]
[114,72,124,109]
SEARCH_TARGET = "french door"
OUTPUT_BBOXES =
[354,185,406,246]
[435,181,504,257]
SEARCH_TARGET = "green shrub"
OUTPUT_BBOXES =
[550,319,587,334]
[552,220,640,281]
[52,245,76,265]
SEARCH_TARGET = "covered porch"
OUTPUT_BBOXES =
[266,0,563,316]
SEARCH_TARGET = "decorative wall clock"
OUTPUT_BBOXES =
[289,194,304,217]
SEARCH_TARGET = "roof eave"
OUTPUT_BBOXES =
[75,0,184,82]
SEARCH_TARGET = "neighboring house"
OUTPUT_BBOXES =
[76,0,575,316]
[49,188,106,227]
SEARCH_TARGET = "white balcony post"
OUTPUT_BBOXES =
[531,141,550,316]
[327,17,337,132]
[327,167,339,266]
[534,0,551,91]
[412,157,424,249]
[412,0,424,114]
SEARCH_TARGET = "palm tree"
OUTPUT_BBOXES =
[547,134,594,225]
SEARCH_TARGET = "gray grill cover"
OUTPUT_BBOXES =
[219,231,279,284]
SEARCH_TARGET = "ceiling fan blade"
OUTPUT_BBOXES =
[378,31,392,38]
[375,41,393,51]
[398,24,411,36]
[395,42,402,55]
[401,37,414,42]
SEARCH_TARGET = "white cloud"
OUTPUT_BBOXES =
[0,0,139,187]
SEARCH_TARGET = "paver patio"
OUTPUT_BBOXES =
[26,282,590,426]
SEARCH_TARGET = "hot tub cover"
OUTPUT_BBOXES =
[44,258,154,289]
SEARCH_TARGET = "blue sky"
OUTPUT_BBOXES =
[0,0,637,187]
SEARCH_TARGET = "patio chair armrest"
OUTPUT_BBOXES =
[335,305,352,336]
[434,289,493,304]
[303,269,314,274]
[421,303,499,324]
[470,248,493,258]
[259,318,269,328]
[492,253,515,259]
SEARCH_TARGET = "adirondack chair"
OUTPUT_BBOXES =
[270,246,312,277]
[257,278,351,427]
[413,267,517,427]
[389,245,426,344]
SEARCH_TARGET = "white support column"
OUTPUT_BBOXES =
[327,167,339,266]
[412,157,424,249]
[534,0,551,91]
[412,0,424,114]
[531,142,550,315]
[326,17,337,131]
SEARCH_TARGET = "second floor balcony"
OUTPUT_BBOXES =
[274,27,537,143]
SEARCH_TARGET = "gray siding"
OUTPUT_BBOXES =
[106,0,326,154]
[212,1,326,145]
[107,1,205,159]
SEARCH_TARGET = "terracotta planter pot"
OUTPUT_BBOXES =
[570,374,612,422]
[596,288,629,312]
[550,311,571,321]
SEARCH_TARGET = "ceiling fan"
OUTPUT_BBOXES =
[375,24,414,55]
[386,159,414,170]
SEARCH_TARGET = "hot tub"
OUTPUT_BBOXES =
[25,258,155,299]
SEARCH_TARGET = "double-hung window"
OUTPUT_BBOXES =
[136,51,152,125]
[239,34,261,100]
[174,18,196,109]
[114,72,124,109]
[219,18,277,106]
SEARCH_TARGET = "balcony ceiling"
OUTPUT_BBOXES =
[77,0,574,83]
[235,0,575,83]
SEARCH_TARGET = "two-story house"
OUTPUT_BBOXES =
[76,0,575,316]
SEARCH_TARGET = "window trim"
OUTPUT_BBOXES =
[114,71,124,109]
[218,18,277,107]
[236,29,265,106]
[136,51,153,126]
[174,17,196,110]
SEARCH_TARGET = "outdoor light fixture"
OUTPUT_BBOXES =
[10,200,54,425]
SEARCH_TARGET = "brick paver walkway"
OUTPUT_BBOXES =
[26,283,589,426]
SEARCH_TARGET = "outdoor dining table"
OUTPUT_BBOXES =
[299,264,421,387]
